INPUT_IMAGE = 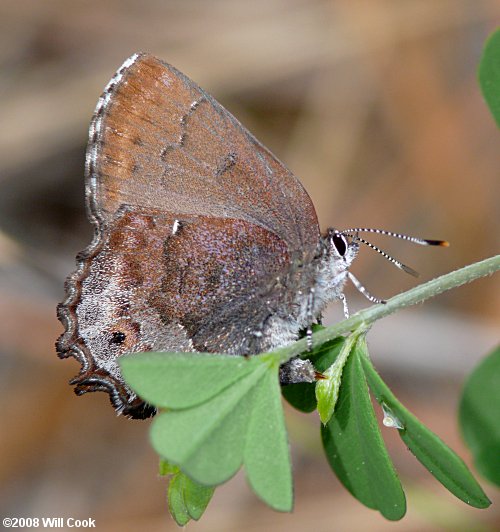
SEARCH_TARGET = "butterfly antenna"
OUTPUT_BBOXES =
[340,228,448,277]
[338,228,448,304]
[340,228,449,247]
[344,235,420,277]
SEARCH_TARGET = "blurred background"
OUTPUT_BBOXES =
[1,1,499,530]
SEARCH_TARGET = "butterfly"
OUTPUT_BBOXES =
[57,53,446,418]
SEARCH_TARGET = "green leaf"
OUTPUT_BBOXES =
[282,336,346,413]
[159,457,179,476]
[123,352,293,511]
[183,475,215,520]
[150,360,265,485]
[321,337,406,520]
[479,28,500,127]
[120,351,257,409]
[459,345,500,486]
[160,459,215,525]
[308,333,347,373]
[316,333,359,424]
[166,470,215,525]
[245,368,293,511]
[281,382,317,413]
[360,350,491,509]
[167,472,191,526]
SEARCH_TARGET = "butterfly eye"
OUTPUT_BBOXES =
[110,331,126,345]
[331,233,348,256]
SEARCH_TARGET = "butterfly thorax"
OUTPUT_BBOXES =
[258,229,359,353]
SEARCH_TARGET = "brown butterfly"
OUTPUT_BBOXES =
[57,53,446,419]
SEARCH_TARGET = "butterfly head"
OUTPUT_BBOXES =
[315,227,449,312]
[312,228,360,308]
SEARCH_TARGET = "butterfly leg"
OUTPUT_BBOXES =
[339,293,350,319]
[305,287,316,351]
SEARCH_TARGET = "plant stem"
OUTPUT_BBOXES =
[273,254,500,364]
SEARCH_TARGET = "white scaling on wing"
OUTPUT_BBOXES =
[172,219,180,235]
[177,98,204,145]
[85,53,141,184]
[177,323,194,350]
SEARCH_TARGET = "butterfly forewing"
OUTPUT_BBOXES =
[88,53,319,259]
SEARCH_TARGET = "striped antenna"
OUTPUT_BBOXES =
[340,228,449,247]
[344,235,420,277]
[340,228,448,277]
